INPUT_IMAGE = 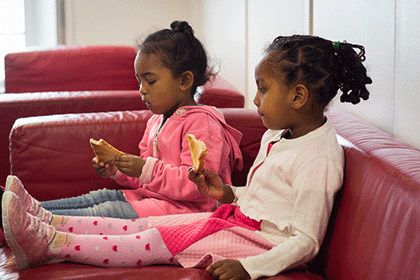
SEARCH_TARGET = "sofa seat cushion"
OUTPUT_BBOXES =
[0,246,323,279]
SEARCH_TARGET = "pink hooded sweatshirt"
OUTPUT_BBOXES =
[112,105,243,217]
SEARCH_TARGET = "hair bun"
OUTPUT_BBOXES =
[170,21,194,37]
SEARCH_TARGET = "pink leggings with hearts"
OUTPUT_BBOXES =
[49,215,177,267]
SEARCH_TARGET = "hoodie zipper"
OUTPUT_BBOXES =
[153,117,169,158]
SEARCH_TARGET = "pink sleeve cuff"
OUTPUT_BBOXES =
[110,170,122,180]
[139,157,158,184]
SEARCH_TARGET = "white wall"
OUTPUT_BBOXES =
[61,0,420,149]
[202,0,420,149]
[25,0,57,47]
[197,0,310,108]
[246,0,310,108]
[313,0,395,137]
[198,0,247,104]
[62,0,309,109]
[394,0,420,149]
[62,0,201,46]
[313,0,420,149]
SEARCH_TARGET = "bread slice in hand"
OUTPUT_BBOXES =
[186,134,208,172]
[90,138,124,163]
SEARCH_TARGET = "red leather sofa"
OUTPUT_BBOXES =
[0,45,245,186]
[1,106,419,279]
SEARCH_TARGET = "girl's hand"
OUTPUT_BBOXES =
[188,167,225,200]
[92,157,117,178]
[113,154,146,178]
[206,259,250,280]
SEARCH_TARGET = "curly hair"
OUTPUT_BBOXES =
[265,35,372,107]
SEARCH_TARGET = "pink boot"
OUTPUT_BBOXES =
[5,175,52,224]
[2,191,56,270]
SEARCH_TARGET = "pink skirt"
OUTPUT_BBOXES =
[151,204,274,268]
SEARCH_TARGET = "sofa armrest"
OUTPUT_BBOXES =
[0,90,147,186]
[10,110,153,201]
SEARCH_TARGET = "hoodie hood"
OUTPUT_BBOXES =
[169,105,243,171]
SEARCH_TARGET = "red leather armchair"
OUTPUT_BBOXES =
[2,106,420,279]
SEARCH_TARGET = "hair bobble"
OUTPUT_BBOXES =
[332,41,340,51]
[355,44,366,62]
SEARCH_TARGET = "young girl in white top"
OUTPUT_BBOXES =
[2,35,372,279]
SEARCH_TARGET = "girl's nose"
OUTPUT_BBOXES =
[139,84,147,95]
[253,92,260,107]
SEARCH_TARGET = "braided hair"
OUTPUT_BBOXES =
[265,35,372,106]
[138,21,214,95]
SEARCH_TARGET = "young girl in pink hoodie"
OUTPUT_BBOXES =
[0,21,242,221]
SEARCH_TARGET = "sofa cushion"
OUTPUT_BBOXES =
[4,45,245,109]
[198,76,245,108]
[220,108,266,186]
[5,45,139,93]
[0,244,323,280]
[9,110,153,200]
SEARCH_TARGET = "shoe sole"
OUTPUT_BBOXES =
[5,175,21,193]
[2,191,29,270]
[5,175,15,192]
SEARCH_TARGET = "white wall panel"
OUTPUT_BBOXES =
[63,0,198,46]
[313,0,396,135]
[394,0,420,148]
[25,0,57,46]
[246,0,309,108]
[200,0,247,100]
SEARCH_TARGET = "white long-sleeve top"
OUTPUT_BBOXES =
[232,119,344,279]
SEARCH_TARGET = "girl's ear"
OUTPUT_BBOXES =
[180,71,194,91]
[291,84,309,109]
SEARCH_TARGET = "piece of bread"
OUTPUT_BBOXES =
[90,138,124,163]
[186,134,208,172]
